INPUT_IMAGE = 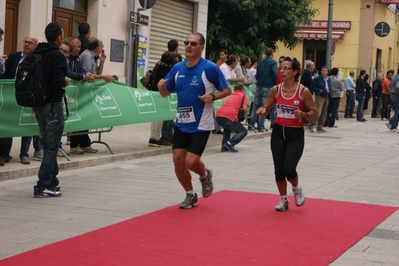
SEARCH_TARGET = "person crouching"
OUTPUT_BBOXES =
[216,83,249,152]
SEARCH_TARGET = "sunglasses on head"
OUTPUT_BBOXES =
[184,41,202,47]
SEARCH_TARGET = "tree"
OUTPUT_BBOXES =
[206,0,318,60]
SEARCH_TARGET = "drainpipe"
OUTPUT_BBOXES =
[325,0,334,69]
[126,0,135,86]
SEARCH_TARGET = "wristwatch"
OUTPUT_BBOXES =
[210,93,216,101]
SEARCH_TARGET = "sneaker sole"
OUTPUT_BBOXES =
[275,206,289,212]
[179,202,199,209]
[295,198,305,207]
[223,144,238,152]
[34,193,62,198]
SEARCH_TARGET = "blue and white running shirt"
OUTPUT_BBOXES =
[165,58,229,133]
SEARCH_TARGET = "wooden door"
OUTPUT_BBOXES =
[4,0,20,55]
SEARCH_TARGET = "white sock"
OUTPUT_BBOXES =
[186,190,195,195]
[292,185,299,191]
[199,171,208,180]
[281,195,287,199]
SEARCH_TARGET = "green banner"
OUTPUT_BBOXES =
[0,80,253,138]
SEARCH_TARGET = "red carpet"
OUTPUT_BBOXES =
[1,191,397,266]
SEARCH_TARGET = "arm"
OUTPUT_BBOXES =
[198,86,232,104]
[157,78,171,97]
[294,87,317,119]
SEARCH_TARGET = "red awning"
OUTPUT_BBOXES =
[295,29,346,41]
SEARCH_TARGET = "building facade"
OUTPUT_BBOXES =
[0,0,209,86]
[275,0,399,81]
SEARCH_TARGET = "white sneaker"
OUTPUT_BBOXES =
[275,197,289,211]
[293,186,305,207]
[390,128,399,132]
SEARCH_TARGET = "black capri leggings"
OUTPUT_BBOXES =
[270,124,304,182]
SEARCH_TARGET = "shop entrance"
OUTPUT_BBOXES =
[303,39,327,72]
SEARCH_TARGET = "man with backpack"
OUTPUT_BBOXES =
[31,22,68,198]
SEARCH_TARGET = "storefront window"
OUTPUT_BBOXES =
[53,0,87,12]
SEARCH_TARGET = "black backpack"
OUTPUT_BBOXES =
[15,53,48,107]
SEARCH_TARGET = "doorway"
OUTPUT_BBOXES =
[303,39,327,72]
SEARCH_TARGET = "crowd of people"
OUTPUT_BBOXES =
[2,24,398,211]
[0,22,116,197]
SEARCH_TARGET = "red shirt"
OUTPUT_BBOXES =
[274,83,305,128]
[216,90,248,121]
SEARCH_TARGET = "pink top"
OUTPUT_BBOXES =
[216,90,249,121]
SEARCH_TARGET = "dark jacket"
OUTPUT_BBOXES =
[300,69,313,90]
[256,56,277,88]
[372,79,382,97]
[355,76,368,95]
[1,51,23,79]
[67,54,87,81]
[149,62,173,91]
[310,75,332,98]
[33,42,67,103]
[78,35,89,55]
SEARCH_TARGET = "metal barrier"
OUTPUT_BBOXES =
[61,127,114,161]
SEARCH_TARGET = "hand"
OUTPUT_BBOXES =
[99,50,107,62]
[256,107,267,117]
[103,75,114,82]
[1,55,7,62]
[85,73,94,82]
[294,108,303,119]
[157,79,167,90]
[238,77,245,82]
[198,93,213,103]
[65,77,70,87]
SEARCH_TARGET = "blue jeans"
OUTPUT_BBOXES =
[249,86,272,130]
[216,117,248,146]
[0,136,32,159]
[32,102,64,194]
[389,93,399,129]
[161,120,173,141]
[325,97,340,126]
[345,90,355,116]
[356,94,366,121]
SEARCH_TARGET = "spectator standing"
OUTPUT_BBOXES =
[0,28,4,166]
[78,22,90,54]
[386,69,399,132]
[245,56,258,129]
[66,37,94,82]
[234,56,252,85]
[160,39,179,146]
[157,33,231,209]
[220,54,245,83]
[355,70,368,122]
[0,27,4,75]
[362,74,372,120]
[216,49,228,67]
[324,67,343,128]
[277,56,285,84]
[148,52,175,146]
[76,38,114,154]
[381,69,394,121]
[216,83,248,152]
[300,61,315,90]
[0,34,41,164]
[344,70,356,118]
[32,22,68,198]
[248,48,277,132]
[309,66,331,132]
[256,57,317,211]
[371,72,384,118]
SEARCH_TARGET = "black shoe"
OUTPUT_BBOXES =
[212,129,223,134]
[357,119,366,122]
[148,138,161,147]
